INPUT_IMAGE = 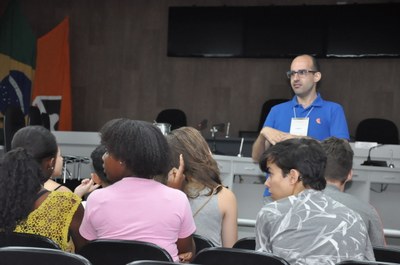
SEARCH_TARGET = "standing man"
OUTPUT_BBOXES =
[321,137,386,247]
[252,54,350,200]
[252,54,349,161]
[255,138,374,265]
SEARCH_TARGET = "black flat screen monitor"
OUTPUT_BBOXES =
[168,7,244,57]
[167,4,400,59]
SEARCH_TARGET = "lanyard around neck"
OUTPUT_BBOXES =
[293,106,314,118]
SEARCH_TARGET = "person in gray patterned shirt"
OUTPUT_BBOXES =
[255,138,375,265]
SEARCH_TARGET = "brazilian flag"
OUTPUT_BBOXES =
[0,0,36,115]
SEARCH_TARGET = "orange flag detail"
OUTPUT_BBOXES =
[32,17,71,130]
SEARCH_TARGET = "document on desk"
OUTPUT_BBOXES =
[355,141,378,149]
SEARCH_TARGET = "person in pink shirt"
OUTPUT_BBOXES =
[79,118,196,262]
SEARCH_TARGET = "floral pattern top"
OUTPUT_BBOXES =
[14,191,81,252]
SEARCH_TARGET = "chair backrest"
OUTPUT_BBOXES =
[156,108,187,131]
[258,99,288,132]
[3,105,25,152]
[232,237,256,250]
[336,260,398,265]
[373,246,400,264]
[41,112,51,130]
[77,239,173,265]
[193,247,290,265]
[238,131,259,139]
[27,106,42,126]
[0,232,60,249]
[355,118,399,144]
[0,246,92,265]
[127,260,189,265]
[193,234,215,253]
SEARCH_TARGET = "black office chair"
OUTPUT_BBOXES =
[78,239,173,265]
[0,246,92,265]
[3,105,25,152]
[193,247,290,265]
[257,98,288,132]
[0,232,60,249]
[232,236,256,250]
[156,108,187,131]
[336,260,398,265]
[355,118,399,144]
[27,106,42,126]
[193,234,215,253]
[41,112,51,130]
[128,261,196,265]
[238,131,259,139]
[373,246,400,264]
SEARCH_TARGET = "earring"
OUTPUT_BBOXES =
[119,161,123,165]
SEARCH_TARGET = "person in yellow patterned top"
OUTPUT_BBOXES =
[0,126,87,252]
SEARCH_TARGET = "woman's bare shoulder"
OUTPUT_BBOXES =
[44,179,72,192]
[218,186,237,203]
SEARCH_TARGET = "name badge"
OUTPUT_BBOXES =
[290,118,309,136]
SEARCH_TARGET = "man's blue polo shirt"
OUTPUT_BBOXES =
[263,93,350,140]
[262,93,349,197]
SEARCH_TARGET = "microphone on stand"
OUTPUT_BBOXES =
[237,137,244,157]
[389,149,395,168]
[210,123,225,155]
[361,144,388,167]
[225,122,230,138]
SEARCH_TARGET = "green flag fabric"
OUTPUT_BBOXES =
[0,0,36,115]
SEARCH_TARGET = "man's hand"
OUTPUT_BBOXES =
[260,126,293,145]
[253,127,295,161]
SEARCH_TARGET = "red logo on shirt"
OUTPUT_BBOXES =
[316,118,321,124]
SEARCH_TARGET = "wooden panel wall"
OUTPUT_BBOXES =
[1,0,400,139]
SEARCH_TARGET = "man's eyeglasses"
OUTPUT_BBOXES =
[286,69,317,79]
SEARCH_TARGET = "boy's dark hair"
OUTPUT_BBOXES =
[259,138,327,190]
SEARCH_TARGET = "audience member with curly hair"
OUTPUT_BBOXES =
[5,125,88,252]
[0,148,44,232]
[11,125,98,197]
[0,147,86,252]
[79,119,196,262]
